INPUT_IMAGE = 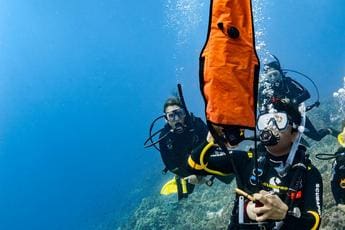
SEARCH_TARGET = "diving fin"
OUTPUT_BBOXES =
[338,132,345,147]
[160,178,178,195]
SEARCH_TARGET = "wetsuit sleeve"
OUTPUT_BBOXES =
[303,116,329,141]
[186,141,215,175]
[285,77,311,105]
[187,140,249,176]
[284,165,323,229]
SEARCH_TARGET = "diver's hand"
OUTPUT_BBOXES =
[206,130,239,149]
[184,175,205,185]
[245,201,257,221]
[249,190,288,222]
[207,131,214,143]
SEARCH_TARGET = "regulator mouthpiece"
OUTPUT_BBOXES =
[259,128,280,146]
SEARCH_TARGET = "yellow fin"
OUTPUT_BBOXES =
[338,133,345,147]
[160,178,178,195]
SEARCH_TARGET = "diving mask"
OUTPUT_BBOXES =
[257,112,289,146]
[257,112,289,131]
[165,108,186,122]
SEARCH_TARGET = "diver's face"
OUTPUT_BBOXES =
[263,68,282,88]
[265,125,297,157]
[165,105,186,130]
[257,112,298,156]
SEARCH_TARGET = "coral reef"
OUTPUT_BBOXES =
[120,181,236,230]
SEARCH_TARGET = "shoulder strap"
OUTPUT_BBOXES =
[284,149,308,207]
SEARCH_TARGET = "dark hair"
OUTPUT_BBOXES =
[264,61,284,76]
[263,55,282,73]
[272,99,302,126]
[264,61,281,71]
[163,97,183,113]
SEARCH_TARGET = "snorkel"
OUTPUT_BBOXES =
[172,83,191,134]
[275,103,306,177]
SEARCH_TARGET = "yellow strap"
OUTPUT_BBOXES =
[200,141,231,176]
[307,211,320,230]
[188,156,205,170]
[261,182,288,191]
[340,178,345,189]
[181,178,188,194]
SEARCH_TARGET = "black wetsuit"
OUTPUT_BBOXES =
[159,115,208,176]
[189,143,323,229]
[259,76,332,141]
[331,147,345,205]
[159,115,208,199]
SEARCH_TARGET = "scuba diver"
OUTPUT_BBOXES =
[144,87,212,201]
[316,123,345,211]
[188,99,323,230]
[259,55,339,143]
[331,147,345,208]
[159,96,208,175]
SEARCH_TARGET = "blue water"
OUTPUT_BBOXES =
[0,0,344,229]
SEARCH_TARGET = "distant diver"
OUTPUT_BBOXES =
[331,147,345,209]
[159,96,207,200]
[316,123,345,211]
[259,55,339,143]
[144,84,233,201]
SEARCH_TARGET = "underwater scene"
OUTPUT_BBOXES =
[0,0,344,229]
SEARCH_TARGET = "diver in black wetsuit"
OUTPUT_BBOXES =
[158,97,209,200]
[259,57,338,142]
[159,97,208,176]
[332,123,345,210]
[315,123,345,211]
[188,99,323,229]
[331,147,345,206]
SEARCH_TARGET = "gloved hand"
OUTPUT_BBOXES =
[206,129,243,148]
[207,131,214,143]
[184,175,206,185]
